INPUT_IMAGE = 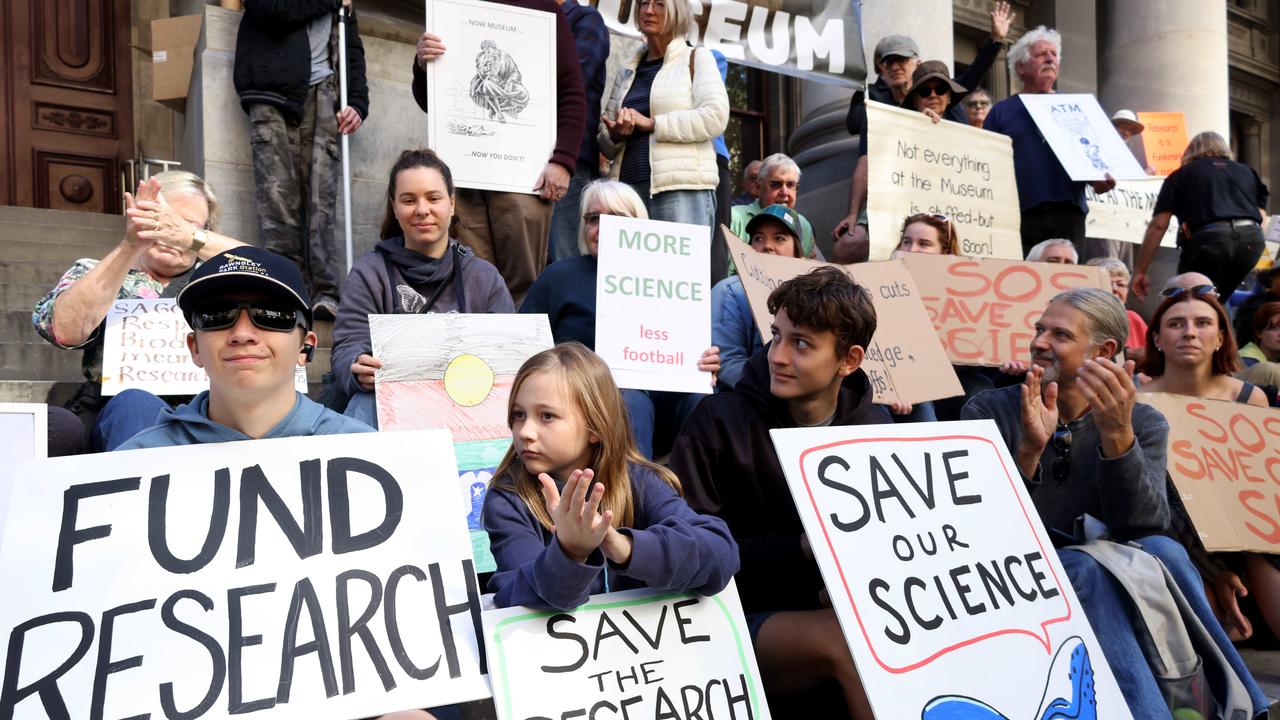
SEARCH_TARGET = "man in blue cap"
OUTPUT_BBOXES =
[118,247,370,449]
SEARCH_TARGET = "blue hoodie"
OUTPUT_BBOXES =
[117,391,373,449]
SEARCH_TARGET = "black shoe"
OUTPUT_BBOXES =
[312,298,338,322]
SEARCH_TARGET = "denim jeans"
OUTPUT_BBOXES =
[628,183,717,230]
[343,390,379,429]
[548,166,593,263]
[1134,535,1270,715]
[622,388,704,459]
[1178,223,1266,299]
[93,389,169,451]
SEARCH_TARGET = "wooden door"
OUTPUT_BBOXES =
[1,0,134,214]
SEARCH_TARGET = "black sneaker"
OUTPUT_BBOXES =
[312,298,338,321]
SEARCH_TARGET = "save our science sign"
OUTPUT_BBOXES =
[0,432,491,718]
[596,216,712,395]
[771,421,1132,720]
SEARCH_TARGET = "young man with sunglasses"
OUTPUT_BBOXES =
[118,248,371,449]
[961,287,1271,718]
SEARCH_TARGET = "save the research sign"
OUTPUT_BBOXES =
[771,421,1132,720]
[0,431,491,718]
[484,582,769,720]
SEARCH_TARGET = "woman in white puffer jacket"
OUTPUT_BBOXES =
[598,0,729,228]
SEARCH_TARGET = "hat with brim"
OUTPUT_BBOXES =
[745,204,803,240]
[904,60,968,106]
[177,247,313,328]
[1110,109,1145,135]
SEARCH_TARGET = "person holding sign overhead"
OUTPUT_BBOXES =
[482,342,738,610]
[331,150,513,427]
[983,27,1116,256]
[597,0,728,229]
[672,268,889,720]
[1131,131,1270,302]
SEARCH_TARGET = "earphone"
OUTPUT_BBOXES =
[302,343,316,362]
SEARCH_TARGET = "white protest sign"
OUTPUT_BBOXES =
[0,431,492,718]
[596,215,712,394]
[770,421,1132,720]
[101,299,307,396]
[484,582,769,720]
[0,403,46,551]
[865,101,1022,261]
[1086,177,1179,248]
[1019,94,1148,182]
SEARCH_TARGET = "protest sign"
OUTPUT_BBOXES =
[101,299,307,396]
[596,215,712,394]
[0,432,492,718]
[900,253,1110,367]
[865,101,1021,261]
[484,582,769,720]
[592,0,866,87]
[1136,111,1189,177]
[1086,177,1179,248]
[770,420,1132,720]
[0,403,46,550]
[372,313,554,573]
[729,239,961,405]
[1020,94,1148,181]
[1139,393,1280,555]
[426,0,556,193]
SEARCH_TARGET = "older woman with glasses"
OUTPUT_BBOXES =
[33,172,244,454]
[962,88,992,128]
[597,0,728,228]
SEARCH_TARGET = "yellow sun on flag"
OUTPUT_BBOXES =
[443,353,495,407]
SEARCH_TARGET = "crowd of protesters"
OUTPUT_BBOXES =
[25,0,1279,718]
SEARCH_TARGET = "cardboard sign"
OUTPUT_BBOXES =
[729,238,962,405]
[770,421,1132,719]
[372,313,555,574]
[151,15,202,102]
[1136,111,1189,177]
[900,253,1111,366]
[0,403,47,551]
[1139,393,1280,555]
[101,299,307,396]
[1019,94,1148,182]
[484,582,770,720]
[865,101,1022,261]
[596,216,713,395]
[0,432,492,718]
[1086,177,1179,248]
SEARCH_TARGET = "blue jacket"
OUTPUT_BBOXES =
[117,391,373,449]
[482,463,739,610]
[710,275,760,390]
[520,255,597,348]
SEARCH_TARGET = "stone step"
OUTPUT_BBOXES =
[0,283,57,313]
[0,310,40,339]
[0,260,93,287]
[0,380,79,404]
[0,342,85,381]
[1,238,126,265]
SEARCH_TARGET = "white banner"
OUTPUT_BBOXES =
[1020,94,1148,182]
[101,299,307,396]
[0,403,46,552]
[0,432,492,718]
[484,582,770,720]
[596,216,712,394]
[1086,177,1179,248]
[426,0,556,193]
[770,421,1132,720]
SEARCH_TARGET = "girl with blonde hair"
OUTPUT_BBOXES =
[483,342,738,610]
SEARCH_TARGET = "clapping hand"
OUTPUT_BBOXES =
[540,469,612,563]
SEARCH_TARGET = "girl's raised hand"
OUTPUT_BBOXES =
[539,469,612,563]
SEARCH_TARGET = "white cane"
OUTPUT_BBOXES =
[338,4,354,273]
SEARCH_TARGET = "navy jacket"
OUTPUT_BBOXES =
[235,0,369,123]
[483,463,739,610]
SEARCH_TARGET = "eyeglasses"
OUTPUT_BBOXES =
[582,211,601,225]
[191,300,306,332]
[965,100,991,109]
[1051,424,1072,483]
[1160,284,1218,299]
[916,84,950,98]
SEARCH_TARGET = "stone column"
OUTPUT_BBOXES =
[791,0,954,255]
[1240,116,1263,170]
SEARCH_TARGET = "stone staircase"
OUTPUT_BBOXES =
[0,206,333,405]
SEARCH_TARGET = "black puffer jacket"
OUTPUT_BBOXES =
[234,0,369,124]
[668,346,892,615]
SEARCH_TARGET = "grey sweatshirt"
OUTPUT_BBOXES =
[962,385,1171,541]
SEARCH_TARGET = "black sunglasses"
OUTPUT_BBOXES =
[1160,284,1218,299]
[191,300,305,332]
[1051,425,1072,483]
[916,84,950,97]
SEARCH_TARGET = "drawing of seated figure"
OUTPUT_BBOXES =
[469,39,530,122]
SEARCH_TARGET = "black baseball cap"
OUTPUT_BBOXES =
[177,247,313,328]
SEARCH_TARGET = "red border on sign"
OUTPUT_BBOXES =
[795,434,1073,674]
